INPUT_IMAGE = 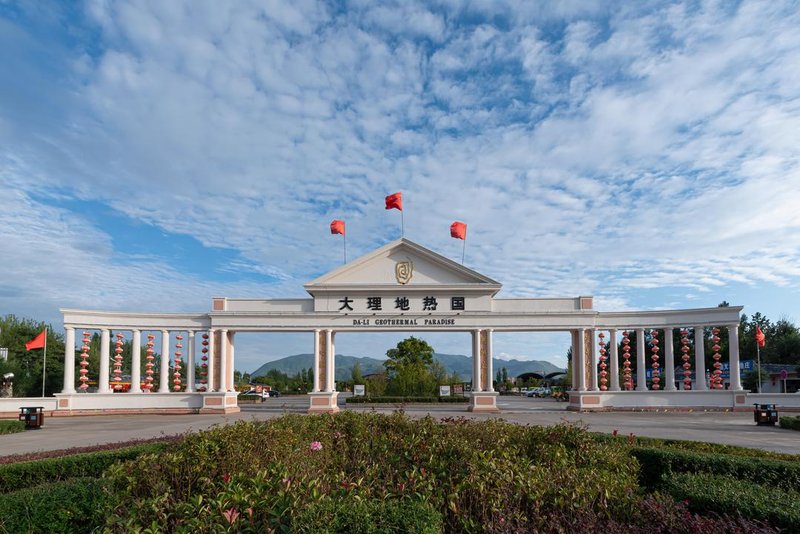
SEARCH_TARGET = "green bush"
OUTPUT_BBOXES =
[103,413,640,532]
[632,446,800,492]
[0,442,169,494]
[346,396,468,403]
[779,415,800,431]
[0,477,108,533]
[293,496,443,533]
[596,432,800,462]
[661,472,800,531]
[0,420,24,435]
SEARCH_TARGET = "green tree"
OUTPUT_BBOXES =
[0,315,65,397]
[351,362,364,384]
[384,337,437,396]
[384,337,434,373]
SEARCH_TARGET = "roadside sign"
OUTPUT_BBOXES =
[354,384,365,396]
[780,369,789,380]
[452,384,464,395]
[439,385,451,397]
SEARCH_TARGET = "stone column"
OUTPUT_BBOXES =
[486,329,494,392]
[324,330,333,392]
[207,329,216,392]
[159,331,170,393]
[576,329,586,392]
[62,327,76,394]
[329,332,336,392]
[664,328,676,391]
[589,329,598,391]
[694,327,707,390]
[130,329,142,393]
[728,324,742,391]
[98,329,111,393]
[472,329,481,391]
[636,328,647,391]
[227,332,236,392]
[219,329,228,392]
[186,331,195,392]
[313,329,320,392]
[608,329,620,391]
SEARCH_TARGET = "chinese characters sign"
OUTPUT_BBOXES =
[338,296,466,312]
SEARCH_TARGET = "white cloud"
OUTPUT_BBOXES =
[1,0,800,368]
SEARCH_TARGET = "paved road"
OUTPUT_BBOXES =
[1,396,798,457]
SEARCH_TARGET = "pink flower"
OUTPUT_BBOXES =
[222,473,231,484]
[612,429,619,437]
[223,508,240,524]
[310,441,323,451]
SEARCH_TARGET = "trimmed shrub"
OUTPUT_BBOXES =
[293,496,443,533]
[661,472,800,531]
[0,442,169,494]
[632,446,800,492]
[779,415,800,431]
[346,396,469,403]
[0,420,24,435]
[595,433,800,462]
[0,478,108,533]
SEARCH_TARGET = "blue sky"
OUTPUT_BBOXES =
[2,0,800,372]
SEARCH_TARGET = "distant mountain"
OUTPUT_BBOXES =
[251,352,564,381]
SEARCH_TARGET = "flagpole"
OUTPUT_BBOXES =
[41,327,47,397]
[343,232,347,264]
[401,210,404,238]
[756,343,762,394]
[461,235,466,265]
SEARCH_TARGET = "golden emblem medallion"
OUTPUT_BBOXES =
[395,261,413,285]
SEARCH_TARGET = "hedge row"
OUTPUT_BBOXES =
[631,446,800,492]
[0,420,24,435]
[779,415,800,431]
[0,442,169,494]
[661,472,800,531]
[595,433,800,462]
[346,396,469,404]
[0,478,108,533]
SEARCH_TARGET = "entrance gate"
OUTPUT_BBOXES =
[55,238,758,415]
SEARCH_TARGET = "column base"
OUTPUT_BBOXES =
[199,392,241,414]
[468,391,500,413]
[308,392,340,413]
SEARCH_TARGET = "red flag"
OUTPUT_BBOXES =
[330,220,345,235]
[385,192,403,211]
[755,326,766,348]
[25,329,46,351]
[450,221,467,240]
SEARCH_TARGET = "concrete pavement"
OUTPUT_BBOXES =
[1,396,798,457]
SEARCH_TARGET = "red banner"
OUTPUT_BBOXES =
[450,221,467,240]
[385,192,403,211]
[25,329,46,351]
[755,326,766,348]
[330,220,345,235]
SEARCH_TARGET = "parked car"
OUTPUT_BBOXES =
[266,390,281,397]
[536,387,552,398]
[526,387,542,397]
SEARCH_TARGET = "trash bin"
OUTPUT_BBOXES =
[18,406,44,429]
[753,403,778,425]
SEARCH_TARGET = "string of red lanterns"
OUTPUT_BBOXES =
[78,331,90,391]
[650,330,660,390]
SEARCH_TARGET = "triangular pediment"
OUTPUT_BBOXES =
[305,238,501,292]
